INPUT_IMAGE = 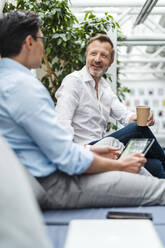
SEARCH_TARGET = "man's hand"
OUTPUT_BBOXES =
[118,153,146,174]
[146,112,155,126]
[129,112,155,126]
[90,146,121,159]
[129,114,137,123]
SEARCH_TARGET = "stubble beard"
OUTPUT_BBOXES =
[88,67,106,79]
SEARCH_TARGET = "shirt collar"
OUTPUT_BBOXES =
[0,58,36,78]
[81,65,109,90]
[81,66,99,88]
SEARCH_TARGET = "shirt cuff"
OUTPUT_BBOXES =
[125,112,136,125]
[76,147,94,174]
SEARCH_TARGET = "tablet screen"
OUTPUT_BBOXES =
[120,138,154,158]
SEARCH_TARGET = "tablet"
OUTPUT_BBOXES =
[120,138,154,158]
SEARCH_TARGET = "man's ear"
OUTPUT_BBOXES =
[24,35,33,50]
[109,57,114,66]
[109,49,115,66]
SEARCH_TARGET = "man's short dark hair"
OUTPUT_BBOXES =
[0,10,42,58]
[87,34,115,62]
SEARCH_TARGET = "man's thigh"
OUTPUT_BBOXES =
[39,170,165,209]
[90,122,141,146]
[108,122,142,145]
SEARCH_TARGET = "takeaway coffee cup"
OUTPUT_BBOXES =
[136,106,150,126]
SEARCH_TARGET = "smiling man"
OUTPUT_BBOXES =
[55,34,165,178]
[86,37,114,96]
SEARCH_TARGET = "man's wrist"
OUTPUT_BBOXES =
[111,159,122,171]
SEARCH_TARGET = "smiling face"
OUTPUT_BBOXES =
[86,40,113,82]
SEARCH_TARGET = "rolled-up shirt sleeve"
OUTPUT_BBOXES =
[110,92,135,126]
[5,76,93,175]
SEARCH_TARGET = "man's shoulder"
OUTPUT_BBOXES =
[62,68,85,88]
[1,68,43,96]
[64,68,83,81]
[55,69,85,98]
[14,71,41,89]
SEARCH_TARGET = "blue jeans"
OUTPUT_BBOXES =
[90,122,165,179]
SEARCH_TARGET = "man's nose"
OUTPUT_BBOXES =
[95,54,101,62]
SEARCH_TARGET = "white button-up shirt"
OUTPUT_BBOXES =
[55,66,134,145]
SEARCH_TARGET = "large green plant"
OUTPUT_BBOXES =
[3,0,127,100]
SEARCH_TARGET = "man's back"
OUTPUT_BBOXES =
[0,58,57,177]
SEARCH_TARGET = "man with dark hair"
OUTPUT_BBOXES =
[0,11,43,59]
[55,33,165,179]
[1,11,165,210]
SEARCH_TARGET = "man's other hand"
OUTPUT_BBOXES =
[118,153,147,174]
[90,146,121,159]
[129,112,155,126]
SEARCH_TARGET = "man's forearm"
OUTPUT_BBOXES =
[85,154,120,174]
[85,153,146,174]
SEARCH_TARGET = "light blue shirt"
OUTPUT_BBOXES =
[0,58,93,177]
